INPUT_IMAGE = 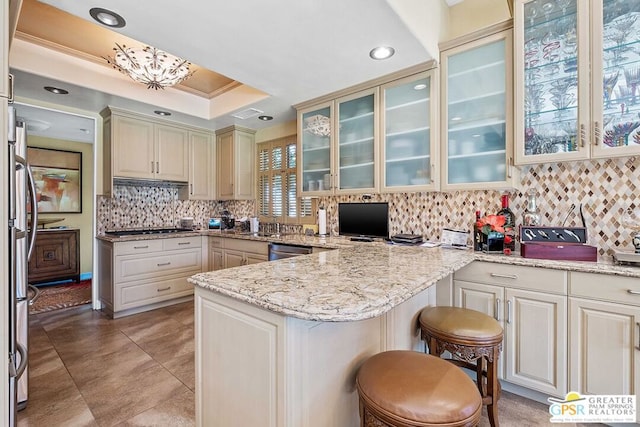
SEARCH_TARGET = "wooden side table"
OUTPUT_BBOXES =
[28,228,80,284]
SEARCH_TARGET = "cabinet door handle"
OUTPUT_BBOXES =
[594,121,600,146]
[507,156,513,179]
[490,273,518,279]
[157,286,171,292]
[627,290,640,295]
[178,242,191,246]
[157,262,171,267]
[495,298,501,321]
[580,124,586,147]
[190,184,193,195]
[506,300,512,324]
[156,162,159,174]
[134,245,149,249]
[636,323,640,351]
[151,161,154,173]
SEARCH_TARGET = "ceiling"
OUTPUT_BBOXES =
[9,0,455,139]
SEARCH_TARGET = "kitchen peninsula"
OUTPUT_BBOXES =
[189,237,640,427]
[189,243,471,427]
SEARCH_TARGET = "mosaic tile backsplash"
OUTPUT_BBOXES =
[97,156,639,258]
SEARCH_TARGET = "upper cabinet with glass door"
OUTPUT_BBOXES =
[441,26,516,190]
[335,89,378,194]
[381,71,438,192]
[298,102,333,196]
[514,0,640,163]
[591,0,640,157]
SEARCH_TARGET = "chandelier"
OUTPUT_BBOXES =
[105,43,194,90]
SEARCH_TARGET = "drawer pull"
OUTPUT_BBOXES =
[157,262,171,267]
[157,286,171,292]
[627,290,640,295]
[490,273,518,280]
[178,242,191,245]
[134,245,149,249]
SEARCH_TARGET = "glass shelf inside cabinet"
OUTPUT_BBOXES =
[302,107,331,191]
[447,38,507,184]
[600,0,640,149]
[384,76,432,187]
[522,0,581,156]
[338,94,375,190]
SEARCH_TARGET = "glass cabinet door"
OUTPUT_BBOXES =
[299,103,333,195]
[515,0,590,163]
[335,89,377,193]
[381,71,437,192]
[591,0,640,157]
[442,30,512,188]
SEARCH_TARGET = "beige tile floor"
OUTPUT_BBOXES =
[18,302,195,427]
[18,301,581,426]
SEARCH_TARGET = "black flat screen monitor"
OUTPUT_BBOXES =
[338,202,389,239]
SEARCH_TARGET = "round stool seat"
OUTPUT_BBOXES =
[419,306,503,346]
[356,350,482,427]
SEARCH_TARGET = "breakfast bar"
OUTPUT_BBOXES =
[188,244,473,427]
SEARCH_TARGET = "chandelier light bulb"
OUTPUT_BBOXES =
[105,43,194,90]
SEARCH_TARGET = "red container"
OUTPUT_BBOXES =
[520,242,597,262]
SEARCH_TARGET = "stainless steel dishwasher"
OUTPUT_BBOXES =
[268,242,313,260]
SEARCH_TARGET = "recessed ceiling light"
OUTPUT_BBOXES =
[44,86,69,95]
[369,46,395,60]
[413,83,427,90]
[154,110,171,116]
[258,115,273,121]
[89,7,126,28]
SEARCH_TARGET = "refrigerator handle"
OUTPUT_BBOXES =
[16,155,38,260]
[14,343,27,379]
[9,143,16,221]
[28,284,41,306]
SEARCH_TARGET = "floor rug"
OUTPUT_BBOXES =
[29,280,92,314]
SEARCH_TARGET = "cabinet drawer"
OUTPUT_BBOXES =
[116,249,202,283]
[225,238,268,255]
[163,236,201,251]
[209,237,225,249]
[115,239,163,255]
[570,272,640,306]
[117,276,193,310]
[455,261,567,294]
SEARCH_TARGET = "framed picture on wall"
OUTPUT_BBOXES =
[27,147,82,213]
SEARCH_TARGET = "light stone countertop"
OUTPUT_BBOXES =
[189,243,474,322]
[98,229,640,321]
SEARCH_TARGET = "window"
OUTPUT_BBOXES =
[257,136,315,224]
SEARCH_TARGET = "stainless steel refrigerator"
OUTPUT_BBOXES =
[7,104,38,425]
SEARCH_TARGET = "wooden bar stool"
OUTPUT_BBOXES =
[419,306,503,427]
[356,350,482,427]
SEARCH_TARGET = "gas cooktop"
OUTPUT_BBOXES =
[104,228,194,237]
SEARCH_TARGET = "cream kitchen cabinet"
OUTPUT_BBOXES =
[216,125,256,200]
[208,236,268,269]
[182,130,216,200]
[569,271,640,415]
[453,261,568,397]
[98,236,203,318]
[1,0,8,99]
[514,0,640,164]
[101,107,190,185]
[298,89,381,196]
[296,63,437,197]
[440,22,517,190]
[381,70,438,192]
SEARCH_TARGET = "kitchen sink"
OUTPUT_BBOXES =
[240,232,290,238]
